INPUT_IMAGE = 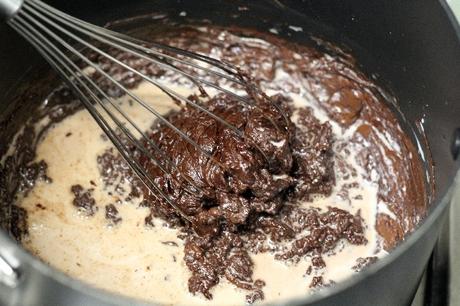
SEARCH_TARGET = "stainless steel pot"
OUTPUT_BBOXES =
[0,1,459,305]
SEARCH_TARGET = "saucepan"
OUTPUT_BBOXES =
[0,0,459,305]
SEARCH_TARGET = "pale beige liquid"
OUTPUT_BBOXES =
[15,80,390,305]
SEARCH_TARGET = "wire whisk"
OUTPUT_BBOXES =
[2,0,289,226]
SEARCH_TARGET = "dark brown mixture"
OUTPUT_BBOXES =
[352,256,379,272]
[0,22,429,303]
[105,204,122,225]
[139,93,331,233]
[71,184,98,216]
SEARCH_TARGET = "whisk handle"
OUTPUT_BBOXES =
[0,0,23,20]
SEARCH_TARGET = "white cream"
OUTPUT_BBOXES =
[14,78,386,305]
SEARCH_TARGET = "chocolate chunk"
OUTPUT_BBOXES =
[255,216,295,242]
[97,148,144,200]
[145,213,155,227]
[293,108,334,199]
[254,279,265,288]
[309,276,324,288]
[35,203,46,210]
[18,160,52,194]
[184,232,262,299]
[352,256,378,272]
[100,134,108,141]
[276,207,366,260]
[105,204,121,225]
[71,184,98,216]
[312,256,326,269]
[246,289,264,304]
[225,250,254,289]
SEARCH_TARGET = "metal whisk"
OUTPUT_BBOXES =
[0,0,288,224]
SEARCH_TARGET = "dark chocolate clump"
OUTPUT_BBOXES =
[105,204,122,225]
[352,256,378,272]
[139,93,301,234]
[71,184,98,216]
[18,160,52,194]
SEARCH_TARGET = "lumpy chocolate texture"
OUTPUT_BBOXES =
[71,184,98,216]
[96,97,357,300]
[139,93,331,234]
[0,22,429,303]
[90,25,427,300]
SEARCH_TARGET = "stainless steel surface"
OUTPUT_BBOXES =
[450,176,460,306]
[449,0,460,274]
[0,256,19,288]
[0,0,23,20]
[448,0,460,23]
